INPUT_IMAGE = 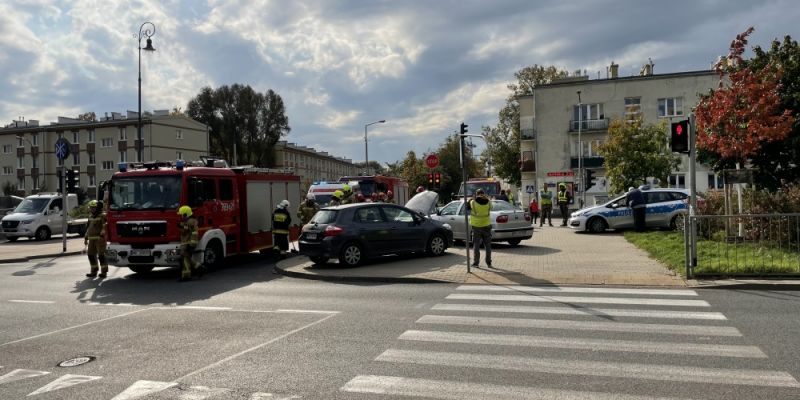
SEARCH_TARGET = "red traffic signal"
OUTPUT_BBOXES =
[434,172,441,184]
[671,120,689,153]
[427,173,433,184]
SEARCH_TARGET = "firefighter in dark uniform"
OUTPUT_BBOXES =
[177,205,201,281]
[298,193,319,225]
[340,184,354,205]
[272,200,291,258]
[84,200,108,278]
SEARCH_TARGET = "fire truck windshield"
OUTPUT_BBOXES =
[110,175,182,211]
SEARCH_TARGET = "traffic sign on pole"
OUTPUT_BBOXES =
[425,154,440,169]
[55,138,71,160]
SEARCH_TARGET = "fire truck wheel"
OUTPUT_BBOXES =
[203,240,224,268]
[339,242,363,267]
[129,265,154,274]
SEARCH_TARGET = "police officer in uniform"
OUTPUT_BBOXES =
[298,193,320,225]
[177,205,202,281]
[84,200,108,278]
[539,183,553,227]
[557,183,572,226]
[272,200,291,258]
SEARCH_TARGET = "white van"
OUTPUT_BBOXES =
[1,193,81,241]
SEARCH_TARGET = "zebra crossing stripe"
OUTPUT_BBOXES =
[27,374,102,396]
[0,369,50,385]
[110,380,178,400]
[172,385,231,399]
[375,349,800,388]
[417,315,742,336]
[432,303,727,320]
[457,285,699,297]
[341,374,695,400]
[446,293,710,307]
[398,330,766,358]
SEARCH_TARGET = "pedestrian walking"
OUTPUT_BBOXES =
[468,189,493,268]
[297,193,320,225]
[272,200,292,258]
[529,197,539,225]
[84,200,108,278]
[539,183,553,227]
[177,205,203,281]
[557,183,572,226]
[626,186,647,232]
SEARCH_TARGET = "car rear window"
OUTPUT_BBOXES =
[491,201,515,211]
[311,210,338,224]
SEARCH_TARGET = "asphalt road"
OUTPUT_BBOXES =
[0,253,799,399]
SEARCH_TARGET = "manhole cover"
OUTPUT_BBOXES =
[57,356,95,367]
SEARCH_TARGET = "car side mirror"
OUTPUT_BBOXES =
[610,203,618,209]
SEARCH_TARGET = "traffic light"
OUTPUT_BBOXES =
[671,120,689,153]
[460,122,468,134]
[66,169,79,192]
[57,169,63,192]
[585,169,596,189]
[427,173,434,185]
[434,172,441,187]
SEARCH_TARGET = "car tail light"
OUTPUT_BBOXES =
[324,225,344,237]
[524,212,531,222]
[496,215,508,223]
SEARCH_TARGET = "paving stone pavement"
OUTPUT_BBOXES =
[277,224,689,286]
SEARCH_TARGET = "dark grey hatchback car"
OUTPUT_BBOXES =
[298,199,453,267]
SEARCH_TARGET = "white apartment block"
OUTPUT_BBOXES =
[518,65,721,210]
[0,110,208,197]
[274,141,358,194]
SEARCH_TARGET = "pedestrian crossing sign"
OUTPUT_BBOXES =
[526,185,535,194]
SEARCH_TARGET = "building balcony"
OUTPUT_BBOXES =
[521,128,535,140]
[569,118,608,132]
[570,156,604,168]
[519,159,535,172]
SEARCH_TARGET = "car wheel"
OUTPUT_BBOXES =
[339,242,363,267]
[587,217,607,233]
[426,234,447,256]
[310,256,328,265]
[6,236,18,242]
[670,214,685,231]
[203,240,224,268]
[507,239,521,246]
[35,227,51,241]
[129,265,154,274]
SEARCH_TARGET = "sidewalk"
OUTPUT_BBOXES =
[276,225,690,287]
[0,234,85,262]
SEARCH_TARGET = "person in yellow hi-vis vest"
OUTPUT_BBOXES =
[469,189,493,268]
[177,205,202,281]
[84,200,108,278]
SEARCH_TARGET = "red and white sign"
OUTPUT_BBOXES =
[546,171,574,177]
[425,154,440,169]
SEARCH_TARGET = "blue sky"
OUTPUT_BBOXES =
[1,0,798,166]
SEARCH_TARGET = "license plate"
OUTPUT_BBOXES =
[513,230,527,237]
[305,233,317,240]
[130,249,151,257]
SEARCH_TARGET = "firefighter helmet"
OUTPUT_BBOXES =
[332,190,343,199]
[278,200,290,209]
[88,200,98,208]
[178,205,193,217]
[306,193,315,200]
[342,184,351,194]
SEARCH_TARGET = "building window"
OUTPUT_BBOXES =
[101,138,113,147]
[624,97,642,122]
[17,178,24,191]
[668,174,686,188]
[119,127,127,140]
[88,130,95,143]
[73,152,80,165]
[32,134,38,146]
[119,151,127,163]
[17,156,24,169]
[571,140,606,157]
[573,103,604,121]
[89,174,96,187]
[73,131,80,143]
[2,144,11,154]
[176,151,183,160]
[102,161,114,170]
[658,97,684,117]
[89,152,96,165]
[32,157,38,169]
[2,166,12,175]
[176,130,183,140]
[32,176,39,190]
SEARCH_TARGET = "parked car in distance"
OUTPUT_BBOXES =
[0,193,86,241]
[429,198,533,246]
[568,188,690,233]
[299,193,453,266]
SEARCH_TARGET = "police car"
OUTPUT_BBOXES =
[568,188,690,233]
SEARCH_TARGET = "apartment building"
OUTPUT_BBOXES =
[274,141,358,194]
[518,64,720,210]
[0,111,208,197]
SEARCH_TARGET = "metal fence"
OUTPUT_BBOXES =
[685,214,800,278]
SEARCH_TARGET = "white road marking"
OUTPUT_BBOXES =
[0,369,50,385]
[86,302,137,307]
[169,306,232,311]
[0,308,152,348]
[174,385,231,400]
[446,293,710,307]
[417,315,742,336]
[27,374,102,395]
[399,330,766,358]
[457,285,699,297]
[432,303,727,320]
[110,380,178,400]
[8,300,55,304]
[376,349,800,388]
[275,309,341,314]
[249,393,302,399]
[177,313,337,380]
[341,374,695,400]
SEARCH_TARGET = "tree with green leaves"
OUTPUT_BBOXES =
[598,118,681,194]
[186,84,290,167]
[482,65,568,187]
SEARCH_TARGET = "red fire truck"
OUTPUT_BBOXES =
[456,177,502,199]
[337,175,409,204]
[105,158,301,274]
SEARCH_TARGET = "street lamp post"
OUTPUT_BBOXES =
[364,119,385,174]
[137,22,156,163]
[577,90,583,208]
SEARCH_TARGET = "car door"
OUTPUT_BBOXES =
[604,195,633,229]
[353,205,393,255]
[47,198,63,234]
[644,192,673,227]
[382,205,425,252]
[435,201,467,240]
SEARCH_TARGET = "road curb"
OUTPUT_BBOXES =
[0,251,83,264]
